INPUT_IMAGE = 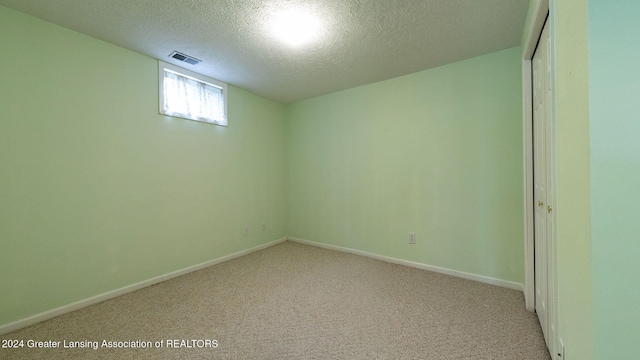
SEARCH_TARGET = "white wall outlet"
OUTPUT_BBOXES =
[243,226,249,236]
[261,222,266,231]
[409,232,416,244]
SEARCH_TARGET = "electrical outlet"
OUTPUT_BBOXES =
[261,222,267,231]
[409,232,416,244]
[243,226,249,237]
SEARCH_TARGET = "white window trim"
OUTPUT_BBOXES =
[158,60,228,126]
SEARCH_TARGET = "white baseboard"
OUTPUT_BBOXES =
[287,237,524,292]
[0,238,287,335]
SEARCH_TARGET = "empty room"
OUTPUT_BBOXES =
[1,0,638,359]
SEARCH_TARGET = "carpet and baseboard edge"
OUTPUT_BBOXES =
[2,236,523,335]
[287,237,524,292]
[0,238,287,335]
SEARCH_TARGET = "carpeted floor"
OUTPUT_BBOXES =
[0,241,550,359]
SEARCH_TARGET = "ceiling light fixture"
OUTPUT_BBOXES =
[270,8,322,47]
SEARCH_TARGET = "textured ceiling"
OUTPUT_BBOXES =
[0,0,530,104]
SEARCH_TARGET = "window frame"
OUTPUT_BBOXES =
[158,60,228,126]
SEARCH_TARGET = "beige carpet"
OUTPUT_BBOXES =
[1,241,550,359]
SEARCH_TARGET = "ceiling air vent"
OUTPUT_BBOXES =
[169,51,201,65]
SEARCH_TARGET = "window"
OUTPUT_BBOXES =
[158,61,228,126]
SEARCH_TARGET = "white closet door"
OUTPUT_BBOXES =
[532,17,551,348]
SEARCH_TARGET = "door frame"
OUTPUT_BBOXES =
[522,0,558,357]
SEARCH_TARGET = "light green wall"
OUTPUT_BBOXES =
[550,0,594,358]
[286,47,524,284]
[0,6,287,327]
[589,1,640,358]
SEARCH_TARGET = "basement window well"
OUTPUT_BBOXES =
[158,61,227,126]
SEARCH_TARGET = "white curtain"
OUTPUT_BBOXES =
[163,70,226,125]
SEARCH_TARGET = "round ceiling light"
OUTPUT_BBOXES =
[270,8,322,46]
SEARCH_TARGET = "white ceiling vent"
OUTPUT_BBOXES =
[169,51,201,65]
